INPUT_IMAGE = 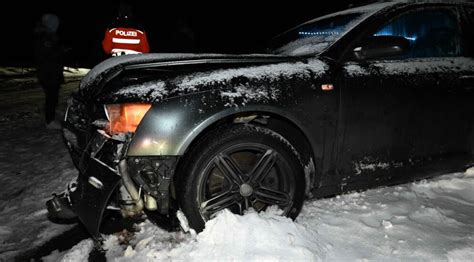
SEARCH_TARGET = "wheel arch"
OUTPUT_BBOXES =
[175,109,318,196]
[127,94,319,196]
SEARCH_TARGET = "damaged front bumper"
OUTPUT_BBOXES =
[48,129,123,236]
[47,98,178,237]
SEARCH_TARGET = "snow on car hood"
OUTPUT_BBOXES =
[106,57,329,105]
[80,53,286,91]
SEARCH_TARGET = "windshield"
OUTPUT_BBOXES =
[270,13,364,56]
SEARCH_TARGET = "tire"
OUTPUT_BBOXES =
[177,124,306,232]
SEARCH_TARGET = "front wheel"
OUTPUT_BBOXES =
[178,124,306,232]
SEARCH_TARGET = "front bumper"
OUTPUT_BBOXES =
[70,154,122,236]
[56,127,123,237]
[48,96,125,236]
[48,97,179,237]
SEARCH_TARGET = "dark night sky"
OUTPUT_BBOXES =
[0,0,371,67]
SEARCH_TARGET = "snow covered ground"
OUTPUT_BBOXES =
[0,67,87,260]
[44,169,474,262]
[1,67,473,261]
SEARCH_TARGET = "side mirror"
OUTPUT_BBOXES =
[353,35,410,60]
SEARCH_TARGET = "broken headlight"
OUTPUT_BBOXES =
[105,103,152,134]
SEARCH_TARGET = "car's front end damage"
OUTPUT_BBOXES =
[46,53,310,237]
[47,94,179,237]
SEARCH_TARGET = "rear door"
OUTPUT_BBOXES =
[337,5,474,190]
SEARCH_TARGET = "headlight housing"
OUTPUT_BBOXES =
[105,103,152,134]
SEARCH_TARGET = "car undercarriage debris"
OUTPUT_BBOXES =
[126,156,179,214]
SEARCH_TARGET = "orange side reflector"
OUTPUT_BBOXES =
[321,84,334,91]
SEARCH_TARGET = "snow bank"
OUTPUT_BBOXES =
[42,239,94,262]
[0,67,35,76]
[298,171,474,261]
[184,208,323,261]
[63,67,90,77]
[100,209,324,261]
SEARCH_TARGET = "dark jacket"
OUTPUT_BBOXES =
[34,18,64,87]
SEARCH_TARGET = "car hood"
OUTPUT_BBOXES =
[79,53,329,104]
[80,53,289,90]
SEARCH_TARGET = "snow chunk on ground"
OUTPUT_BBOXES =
[105,209,325,261]
[42,239,94,262]
[186,209,324,261]
[465,166,474,176]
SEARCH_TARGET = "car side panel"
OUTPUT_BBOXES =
[127,67,341,195]
[127,93,316,157]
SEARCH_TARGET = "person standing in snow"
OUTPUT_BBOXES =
[102,2,150,56]
[34,13,65,129]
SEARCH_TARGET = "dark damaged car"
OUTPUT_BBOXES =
[47,1,474,237]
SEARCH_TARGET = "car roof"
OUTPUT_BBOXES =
[299,0,473,28]
[301,2,397,26]
[371,0,474,8]
[387,0,473,4]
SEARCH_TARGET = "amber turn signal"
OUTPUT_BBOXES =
[105,103,152,134]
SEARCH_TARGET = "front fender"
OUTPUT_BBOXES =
[127,92,309,156]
